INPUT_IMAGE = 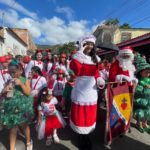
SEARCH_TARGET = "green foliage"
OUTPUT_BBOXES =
[120,23,131,29]
[105,18,119,26]
[36,42,77,54]
[58,42,77,54]
[104,18,131,29]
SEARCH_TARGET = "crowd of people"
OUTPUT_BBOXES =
[0,34,150,150]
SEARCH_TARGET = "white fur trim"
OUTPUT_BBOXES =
[70,120,96,134]
[72,51,85,64]
[96,55,101,62]
[73,52,99,65]
[82,38,95,44]
[119,49,133,54]
[79,35,96,44]
[72,101,97,106]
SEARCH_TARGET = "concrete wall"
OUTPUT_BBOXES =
[113,29,150,44]
[0,40,4,56]
[4,28,27,56]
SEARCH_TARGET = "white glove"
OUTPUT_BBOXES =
[79,41,87,52]
[116,75,131,83]
[97,77,105,89]
[131,77,138,84]
[31,90,38,97]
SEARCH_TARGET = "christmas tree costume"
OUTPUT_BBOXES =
[0,76,34,128]
[134,54,150,133]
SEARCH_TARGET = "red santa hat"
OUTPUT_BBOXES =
[119,46,133,55]
[79,35,96,44]
[23,56,31,64]
[0,56,8,63]
[5,55,12,60]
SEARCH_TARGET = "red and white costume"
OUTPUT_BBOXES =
[25,60,44,78]
[0,57,11,93]
[52,77,66,102]
[69,35,105,134]
[109,47,137,83]
[31,76,47,97]
[37,97,66,139]
[47,61,53,74]
[100,69,109,81]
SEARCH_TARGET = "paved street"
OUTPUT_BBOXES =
[0,118,150,150]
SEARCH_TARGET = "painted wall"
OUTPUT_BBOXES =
[2,28,27,56]
[113,29,150,44]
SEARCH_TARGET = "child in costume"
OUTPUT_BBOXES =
[30,66,47,120]
[37,87,66,146]
[63,70,76,118]
[0,62,34,150]
[52,68,66,111]
[134,54,150,133]
[25,50,45,78]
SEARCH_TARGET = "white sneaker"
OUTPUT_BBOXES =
[26,140,33,150]
[53,134,60,143]
[46,136,52,146]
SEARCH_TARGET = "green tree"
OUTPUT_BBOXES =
[58,42,77,54]
[120,23,131,29]
[105,18,119,26]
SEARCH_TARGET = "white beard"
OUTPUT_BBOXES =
[117,57,134,71]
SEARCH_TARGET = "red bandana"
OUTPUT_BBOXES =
[32,74,39,79]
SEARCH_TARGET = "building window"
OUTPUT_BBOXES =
[121,32,131,42]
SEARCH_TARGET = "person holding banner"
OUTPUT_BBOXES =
[109,46,138,84]
[105,46,138,146]
[70,35,105,150]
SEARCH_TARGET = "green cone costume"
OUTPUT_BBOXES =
[0,76,34,128]
[134,53,150,121]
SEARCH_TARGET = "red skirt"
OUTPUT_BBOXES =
[70,102,97,134]
[45,115,63,136]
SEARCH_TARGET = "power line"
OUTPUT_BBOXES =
[103,0,129,19]
[115,0,145,19]
[131,14,150,26]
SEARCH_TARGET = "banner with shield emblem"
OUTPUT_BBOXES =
[105,83,135,145]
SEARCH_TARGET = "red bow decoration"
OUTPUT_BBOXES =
[2,70,9,74]
[38,61,42,65]
[46,49,51,53]
[32,74,39,79]
[36,49,43,53]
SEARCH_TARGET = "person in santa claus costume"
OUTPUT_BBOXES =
[70,35,105,150]
[25,50,45,78]
[109,46,138,84]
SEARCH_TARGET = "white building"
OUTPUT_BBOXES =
[0,27,27,56]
